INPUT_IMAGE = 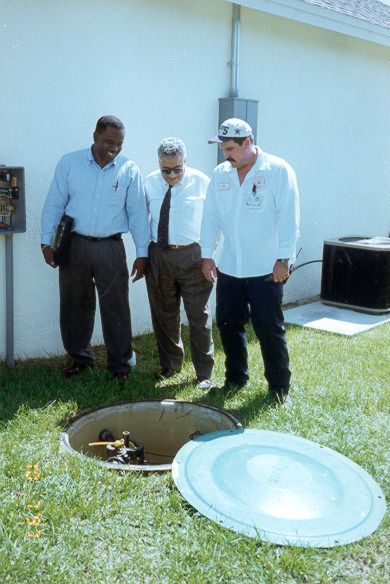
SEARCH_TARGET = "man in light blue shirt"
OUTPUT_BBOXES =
[41,115,150,381]
[201,118,300,405]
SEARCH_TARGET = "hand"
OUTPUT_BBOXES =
[131,257,148,282]
[41,245,57,269]
[272,260,289,283]
[201,258,217,283]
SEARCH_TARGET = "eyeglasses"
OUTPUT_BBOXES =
[160,167,184,176]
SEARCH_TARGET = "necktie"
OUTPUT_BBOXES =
[157,185,172,248]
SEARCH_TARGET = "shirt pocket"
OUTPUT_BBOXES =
[107,182,128,209]
[182,196,203,223]
[243,186,269,213]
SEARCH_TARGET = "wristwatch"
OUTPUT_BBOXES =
[277,258,289,264]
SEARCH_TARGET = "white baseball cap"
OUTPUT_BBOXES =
[208,118,253,144]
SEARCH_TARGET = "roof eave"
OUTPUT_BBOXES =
[225,0,390,48]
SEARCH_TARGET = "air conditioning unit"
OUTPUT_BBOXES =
[320,236,390,314]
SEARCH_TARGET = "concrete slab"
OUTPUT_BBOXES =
[284,301,390,336]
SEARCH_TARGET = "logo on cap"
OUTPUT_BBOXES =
[208,118,253,144]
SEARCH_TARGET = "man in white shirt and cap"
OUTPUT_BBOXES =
[201,118,300,405]
[144,137,214,389]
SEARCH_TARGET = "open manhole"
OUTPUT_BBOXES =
[60,399,242,472]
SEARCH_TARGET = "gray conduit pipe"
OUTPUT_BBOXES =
[5,234,14,366]
[230,4,241,97]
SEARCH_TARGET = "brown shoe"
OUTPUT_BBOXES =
[62,362,93,378]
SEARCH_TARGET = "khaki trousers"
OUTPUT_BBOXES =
[146,242,214,380]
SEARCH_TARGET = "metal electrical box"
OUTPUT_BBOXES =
[217,97,259,164]
[320,236,390,314]
[0,166,26,233]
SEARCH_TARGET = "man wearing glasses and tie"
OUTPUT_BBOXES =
[144,137,214,389]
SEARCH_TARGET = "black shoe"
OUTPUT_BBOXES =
[155,368,180,380]
[112,372,128,385]
[224,379,248,390]
[210,379,247,395]
[62,362,93,378]
[272,388,292,407]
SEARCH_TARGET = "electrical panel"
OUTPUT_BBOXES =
[0,166,26,233]
[217,97,259,164]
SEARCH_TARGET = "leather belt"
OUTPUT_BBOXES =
[167,242,198,249]
[74,232,122,242]
[151,241,198,250]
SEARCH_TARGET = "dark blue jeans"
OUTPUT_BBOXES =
[216,271,291,391]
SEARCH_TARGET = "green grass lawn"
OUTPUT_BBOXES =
[0,321,389,583]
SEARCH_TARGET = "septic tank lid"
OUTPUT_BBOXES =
[172,429,386,547]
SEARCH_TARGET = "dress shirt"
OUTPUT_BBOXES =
[200,147,300,278]
[144,167,210,245]
[41,148,150,257]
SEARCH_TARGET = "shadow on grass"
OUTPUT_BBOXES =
[0,332,162,424]
[0,325,271,429]
[195,386,276,426]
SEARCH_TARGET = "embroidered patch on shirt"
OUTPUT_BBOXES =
[255,176,266,189]
[219,183,231,190]
[246,194,263,208]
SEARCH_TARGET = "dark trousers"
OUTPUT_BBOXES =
[146,242,214,380]
[216,271,291,391]
[59,235,133,374]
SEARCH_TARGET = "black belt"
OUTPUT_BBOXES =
[73,232,122,242]
[151,241,198,250]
